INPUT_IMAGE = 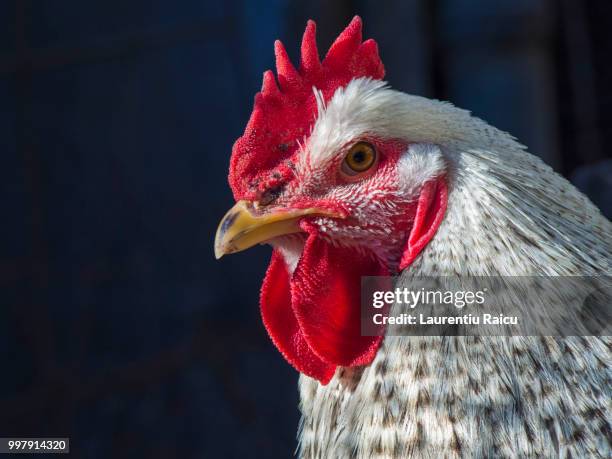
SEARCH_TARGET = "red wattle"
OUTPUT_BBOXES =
[291,235,389,368]
[260,250,336,384]
[260,234,389,385]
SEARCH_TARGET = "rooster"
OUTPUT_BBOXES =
[214,17,611,458]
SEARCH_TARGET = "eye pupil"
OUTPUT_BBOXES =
[352,151,365,163]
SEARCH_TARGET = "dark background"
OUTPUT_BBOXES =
[1,1,611,458]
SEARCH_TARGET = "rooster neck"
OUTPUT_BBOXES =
[297,147,611,458]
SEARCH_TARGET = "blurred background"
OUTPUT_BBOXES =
[1,0,611,457]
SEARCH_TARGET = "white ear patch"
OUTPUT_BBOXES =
[397,144,446,198]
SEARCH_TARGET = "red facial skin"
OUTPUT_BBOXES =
[228,17,448,384]
[258,139,447,384]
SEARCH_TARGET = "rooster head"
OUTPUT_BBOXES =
[214,17,447,384]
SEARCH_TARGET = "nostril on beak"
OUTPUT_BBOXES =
[259,185,283,206]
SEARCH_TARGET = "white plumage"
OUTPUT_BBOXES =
[294,79,611,458]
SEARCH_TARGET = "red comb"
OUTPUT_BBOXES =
[228,16,385,200]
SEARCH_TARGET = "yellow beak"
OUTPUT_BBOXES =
[214,200,341,259]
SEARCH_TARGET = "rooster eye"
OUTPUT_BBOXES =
[341,142,377,177]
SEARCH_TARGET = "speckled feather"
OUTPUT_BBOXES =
[294,79,612,458]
